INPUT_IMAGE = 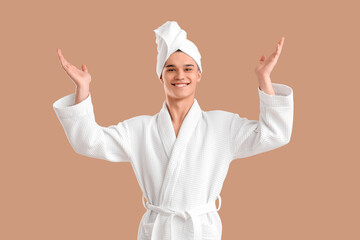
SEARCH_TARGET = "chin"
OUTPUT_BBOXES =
[170,92,195,100]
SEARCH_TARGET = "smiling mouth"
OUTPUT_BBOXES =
[171,83,190,87]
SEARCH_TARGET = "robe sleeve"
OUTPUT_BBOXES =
[230,82,294,161]
[52,92,132,163]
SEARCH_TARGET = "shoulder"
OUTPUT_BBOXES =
[203,109,236,122]
[123,114,153,127]
[202,110,237,132]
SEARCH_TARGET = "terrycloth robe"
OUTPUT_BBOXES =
[52,82,294,240]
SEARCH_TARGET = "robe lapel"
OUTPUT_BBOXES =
[157,98,202,207]
[157,100,176,159]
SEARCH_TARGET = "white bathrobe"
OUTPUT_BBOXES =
[53,82,294,240]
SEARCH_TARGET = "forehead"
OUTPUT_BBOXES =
[165,51,196,65]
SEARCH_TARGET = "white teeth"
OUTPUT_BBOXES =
[172,83,189,87]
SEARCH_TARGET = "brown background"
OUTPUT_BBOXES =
[1,0,359,239]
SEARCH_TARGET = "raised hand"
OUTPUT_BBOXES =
[57,49,92,88]
[254,37,284,79]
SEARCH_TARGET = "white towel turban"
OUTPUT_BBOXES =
[153,21,202,80]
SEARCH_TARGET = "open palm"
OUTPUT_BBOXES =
[254,37,284,78]
[57,49,92,88]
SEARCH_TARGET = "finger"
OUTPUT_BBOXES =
[276,37,284,47]
[270,46,279,60]
[57,49,67,67]
[277,37,284,46]
[57,49,65,63]
[57,49,71,68]
[275,39,283,56]
[82,64,88,72]
[278,42,283,55]
[276,43,281,55]
[267,48,280,64]
[278,37,284,52]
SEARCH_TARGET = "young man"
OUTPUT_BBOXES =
[53,21,293,240]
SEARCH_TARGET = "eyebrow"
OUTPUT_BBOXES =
[165,64,195,68]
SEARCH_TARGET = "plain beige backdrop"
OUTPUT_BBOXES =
[1,0,359,239]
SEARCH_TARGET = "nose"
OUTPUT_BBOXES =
[175,69,185,79]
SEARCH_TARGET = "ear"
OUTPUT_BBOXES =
[196,70,202,83]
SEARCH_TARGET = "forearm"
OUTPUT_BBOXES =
[258,76,275,95]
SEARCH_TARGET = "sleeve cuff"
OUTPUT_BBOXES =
[258,82,293,107]
[53,92,93,119]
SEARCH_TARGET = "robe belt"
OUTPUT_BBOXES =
[142,194,221,240]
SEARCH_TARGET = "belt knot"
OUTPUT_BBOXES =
[141,194,222,240]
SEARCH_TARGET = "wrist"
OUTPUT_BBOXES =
[258,77,275,95]
[76,84,89,91]
[257,74,271,82]
[258,77,271,88]
[75,86,90,104]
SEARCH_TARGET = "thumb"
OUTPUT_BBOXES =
[82,64,88,72]
[259,55,266,62]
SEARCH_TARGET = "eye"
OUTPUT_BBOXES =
[167,69,175,71]
[185,68,192,71]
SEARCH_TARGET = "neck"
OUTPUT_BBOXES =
[165,95,195,124]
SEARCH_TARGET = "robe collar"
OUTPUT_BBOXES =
[157,97,202,206]
[157,98,202,159]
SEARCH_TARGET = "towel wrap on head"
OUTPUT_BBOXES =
[153,21,202,79]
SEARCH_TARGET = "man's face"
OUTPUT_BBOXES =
[160,51,201,100]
